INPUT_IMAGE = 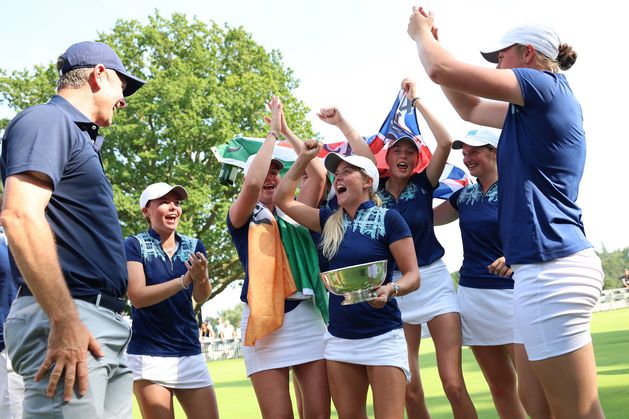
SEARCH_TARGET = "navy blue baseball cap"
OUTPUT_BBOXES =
[60,41,146,97]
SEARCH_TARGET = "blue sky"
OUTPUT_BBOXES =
[2,0,627,312]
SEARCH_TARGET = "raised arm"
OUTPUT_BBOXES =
[1,172,103,401]
[229,96,282,228]
[401,78,453,187]
[317,107,377,164]
[296,156,327,208]
[272,109,327,207]
[440,87,507,129]
[274,140,323,232]
[407,7,515,126]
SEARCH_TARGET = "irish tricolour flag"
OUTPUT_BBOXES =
[211,136,298,174]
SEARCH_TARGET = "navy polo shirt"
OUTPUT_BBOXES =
[0,95,127,298]
[0,228,17,351]
[498,69,591,264]
[378,171,444,267]
[226,205,300,313]
[449,182,513,289]
[125,229,204,357]
[320,201,410,339]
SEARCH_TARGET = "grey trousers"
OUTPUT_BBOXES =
[5,296,133,419]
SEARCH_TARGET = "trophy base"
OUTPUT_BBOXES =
[341,289,378,305]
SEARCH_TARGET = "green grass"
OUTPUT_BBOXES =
[133,309,629,418]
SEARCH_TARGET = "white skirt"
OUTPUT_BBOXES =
[324,328,410,383]
[242,299,326,377]
[126,353,213,389]
[458,286,516,346]
[512,248,603,361]
[393,259,460,325]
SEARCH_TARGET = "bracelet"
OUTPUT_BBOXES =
[411,97,421,107]
[179,275,189,290]
[267,130,279,140]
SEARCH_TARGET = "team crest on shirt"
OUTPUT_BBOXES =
[134,231,198,263]
[378,181,424,205]
[458,183,498,205]
[343,206,387,240]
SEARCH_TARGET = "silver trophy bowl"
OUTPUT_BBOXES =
[319,259,388,305]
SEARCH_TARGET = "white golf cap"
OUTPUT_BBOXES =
[139,182,188,208]
[324,153,379,192]
[452,128,500,150]
[243,155,285,177]
[480,24,560,63]
[384,135,421,153]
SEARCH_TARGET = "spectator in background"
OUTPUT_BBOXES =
[200,322,215,342]
[621,269,629,288]
[215,318,225,339]
[220,320,236,342]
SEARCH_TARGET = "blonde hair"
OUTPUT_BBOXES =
[320,170,381,259]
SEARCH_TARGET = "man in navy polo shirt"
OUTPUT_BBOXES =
[0,41,145,418]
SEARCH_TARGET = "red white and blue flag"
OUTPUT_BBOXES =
[367,90,432,178]
[434,163,470,199]
[370,90,470,199]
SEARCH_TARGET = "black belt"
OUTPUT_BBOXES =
[17,286,125,314]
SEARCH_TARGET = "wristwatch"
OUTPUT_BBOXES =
[390,282,400,297]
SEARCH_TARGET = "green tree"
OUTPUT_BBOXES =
[218,303,244,332]
[0,12,314,303]
[597,247,629,289]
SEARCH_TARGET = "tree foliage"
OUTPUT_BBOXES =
[597,247,629,289]
[0,12,314,303]
[217,303,244,330]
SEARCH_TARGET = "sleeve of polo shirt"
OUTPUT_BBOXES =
[318,206,335,231]
[125,236,143,263]
[414,171,437,194]
[1,105,72,187]
[195,239,208,258]
[512,68,558,109]
[384,209,412,245]
[448,188,463,211]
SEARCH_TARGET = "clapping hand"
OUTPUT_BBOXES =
[185,252,209,284]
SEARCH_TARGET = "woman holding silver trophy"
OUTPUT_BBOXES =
[275,139,419,419]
